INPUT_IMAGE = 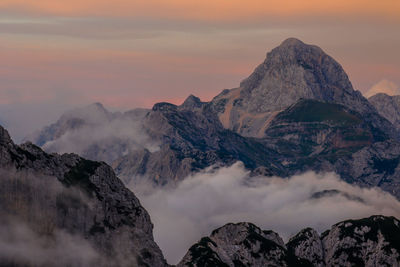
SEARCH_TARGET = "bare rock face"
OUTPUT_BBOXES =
[178,222,305,267]
[322,216,400,266]
[210,38,395,139]
[287,228,324,267]
[369,93,400,130]
[180,216,400,267]
[0,125,167,266]
[332,140,400,198]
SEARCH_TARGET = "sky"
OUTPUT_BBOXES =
[0,1,400,140]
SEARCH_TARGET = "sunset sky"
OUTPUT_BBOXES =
[0,0,399,140]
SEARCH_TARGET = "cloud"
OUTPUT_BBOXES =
[0,169,101,266]
[134,162,400,264]
[37,105,159,164]
[0,218,99,266]
[364,79,400,98]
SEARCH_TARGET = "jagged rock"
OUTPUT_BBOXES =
[369,93,400,130]
[178,222,306,267]
[322,216,400,266]
[180,216,400,267]
[0,125,167,266]
[287,228,324,267]
[179,95,205,111]
[210,38,395,139]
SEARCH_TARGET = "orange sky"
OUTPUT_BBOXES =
[0,1,399,140]
[1,0,399,20]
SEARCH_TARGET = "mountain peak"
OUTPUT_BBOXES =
[180,94,204,110]
[279,37,305,47]
[211,38,388,138]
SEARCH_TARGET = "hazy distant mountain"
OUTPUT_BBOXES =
[27,38,400,198]
[179,216,400,267]
[25,103,157,165]
[0,125,167,266]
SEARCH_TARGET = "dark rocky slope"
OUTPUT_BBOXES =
[0,125,167,266]
[179,215,400,267]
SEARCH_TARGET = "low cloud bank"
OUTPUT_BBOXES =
[135,162,400,264]
[42,116,159,162]
[0,170,101,266]
[26,104,159,164]
[0,218,99,267]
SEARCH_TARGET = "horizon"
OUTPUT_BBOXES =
[0,1,400,140]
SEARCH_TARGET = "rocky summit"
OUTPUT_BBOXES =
[210,38,395,139]
[179,216,400,267]
[26,38,400,200]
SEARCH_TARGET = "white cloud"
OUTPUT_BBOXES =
[364,79,400,98]
[134,162,400,264]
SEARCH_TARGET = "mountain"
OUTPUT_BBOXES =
[179,216,400,266]
[369,93,400,130]
[25,103,156,165]
[210,38,396,139]
[3,122,400,266]
[26,38,400,198]
[0,125,167,266]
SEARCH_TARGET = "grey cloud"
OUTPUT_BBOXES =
[32,105,159,164]
[0,219,99,266]
[134,162,400,264]
[0,169,101,266]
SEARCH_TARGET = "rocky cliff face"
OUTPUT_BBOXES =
[0,125,167,266]
[210,38,395,139]
[369,93,400,130]
[178,222,306,267]
[179,216,400,267]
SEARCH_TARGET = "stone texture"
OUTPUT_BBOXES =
[180,216,400,267]
[210,38,396,139]
[369,93,400,130]
[0,125,167,267]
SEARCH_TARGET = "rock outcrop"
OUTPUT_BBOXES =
[180,216,400,266]
[369,93,400,130]
[0,125,167,266]
[210,38,396,139]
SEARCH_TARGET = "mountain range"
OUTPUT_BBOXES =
[3,37,400,266]
[1,123,400,266]
[26,38,400,199]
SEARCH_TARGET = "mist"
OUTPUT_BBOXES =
[0,169,102,266]
[0,217,99,267]
[25,104,159,165]
[134,162,400,264]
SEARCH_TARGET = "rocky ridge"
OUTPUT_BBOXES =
[179,216,400,266]
[26,38,400,199]
[0,125,167,266]
[210,38,396,139]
